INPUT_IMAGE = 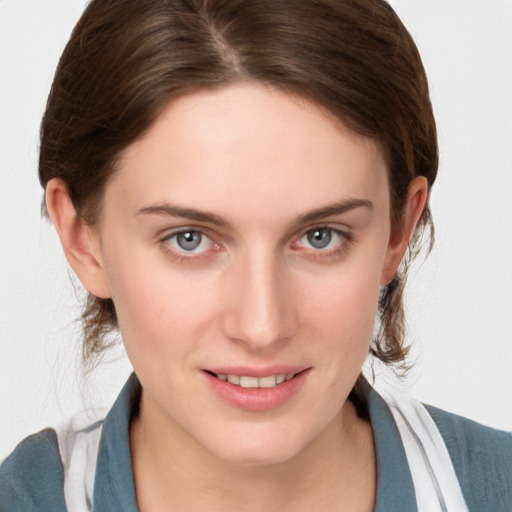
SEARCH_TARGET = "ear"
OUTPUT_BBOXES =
[45,178,111,299]
[380,176,429,286]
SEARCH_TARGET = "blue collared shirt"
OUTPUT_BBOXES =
[1,374,511,511]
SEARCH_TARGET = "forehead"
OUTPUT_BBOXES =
[108,83,389,224]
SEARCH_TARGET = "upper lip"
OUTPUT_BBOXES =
[203,365,310,378]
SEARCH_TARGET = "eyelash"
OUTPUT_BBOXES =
[157,226,353,264]
[158,229,219,264]
[292,226,353,261]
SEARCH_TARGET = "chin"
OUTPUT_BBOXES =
[202,424,314,468]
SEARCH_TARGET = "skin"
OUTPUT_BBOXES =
[46,83,428,511]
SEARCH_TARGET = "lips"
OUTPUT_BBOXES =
[203,367,310,411]
[213,372,296,388]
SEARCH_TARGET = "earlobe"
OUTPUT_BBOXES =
[380,176,429,286]
[45,178,111,299]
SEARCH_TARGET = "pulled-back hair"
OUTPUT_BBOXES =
[39,0,438,374]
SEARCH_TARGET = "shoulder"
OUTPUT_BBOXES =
[0,428,67,512]
[426,405,512,512]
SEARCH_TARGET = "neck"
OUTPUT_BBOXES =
[130,391,376,512]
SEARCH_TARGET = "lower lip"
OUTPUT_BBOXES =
[203,370,310,411]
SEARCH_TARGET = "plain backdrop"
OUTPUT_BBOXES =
[1,0,511,461]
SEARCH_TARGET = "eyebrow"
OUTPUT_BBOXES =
[135,198,373,228]
[294,198,373,226]
[136,204,233,227]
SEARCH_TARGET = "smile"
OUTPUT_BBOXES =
[214,372,296,388]
[204,368,310,410]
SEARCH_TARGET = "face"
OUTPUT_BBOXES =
[94,83,396,466]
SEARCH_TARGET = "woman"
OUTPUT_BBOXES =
[1,0,510,511]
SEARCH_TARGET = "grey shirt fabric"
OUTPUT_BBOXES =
[1,374,511,511]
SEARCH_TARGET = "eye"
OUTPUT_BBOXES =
[300,227,344,250]
[166,230,213,253]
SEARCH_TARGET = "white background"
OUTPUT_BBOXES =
[1,0,511,461]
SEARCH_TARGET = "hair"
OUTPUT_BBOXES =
[39,0,438,382]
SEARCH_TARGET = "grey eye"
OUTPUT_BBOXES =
[175,231,203,251]
[306,228,332,249]
[164,229,215,256]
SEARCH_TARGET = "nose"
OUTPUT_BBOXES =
[221,250,297,352]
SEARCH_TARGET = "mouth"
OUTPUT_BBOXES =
[203,368,310,411]
[205,371,300,389]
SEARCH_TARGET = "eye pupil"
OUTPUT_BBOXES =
[177,231,202,250]
[307,228,332,249]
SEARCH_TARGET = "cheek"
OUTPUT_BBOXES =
[301,259,382,344]
[288,266,381,422]
[294,249,384,395]
[103,244,221,358]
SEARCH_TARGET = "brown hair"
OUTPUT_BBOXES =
[39,0,438,373]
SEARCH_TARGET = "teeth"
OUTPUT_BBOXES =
[240,376,259,388]
[227,374,240,385]
[258,375,277,388]
[217,373,296,388]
